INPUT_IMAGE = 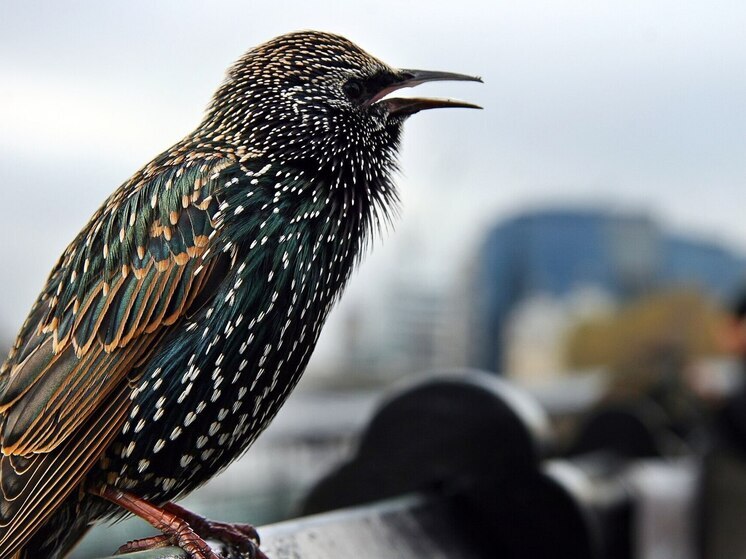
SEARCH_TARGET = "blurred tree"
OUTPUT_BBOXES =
[564,289,727,399]
[564,289,730,446]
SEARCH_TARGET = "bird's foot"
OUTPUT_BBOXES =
[115,534,171,554]
[163,501,266,559]
[93,485,222,559]
[114,532,219,559]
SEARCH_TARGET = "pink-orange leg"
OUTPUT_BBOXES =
[93,485,221,559]
[116,534,171,554]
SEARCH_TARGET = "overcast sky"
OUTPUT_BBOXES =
[2,1,746,357]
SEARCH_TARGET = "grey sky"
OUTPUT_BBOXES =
[2,1,746,357]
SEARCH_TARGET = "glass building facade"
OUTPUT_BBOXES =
[471,209,746,372]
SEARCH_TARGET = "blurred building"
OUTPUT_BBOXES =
[503,287,616,384]
[663,236,746,299]
[468,208,746,375]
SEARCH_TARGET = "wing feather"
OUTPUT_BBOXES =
[0,385,132,558]
[0,154,241,558]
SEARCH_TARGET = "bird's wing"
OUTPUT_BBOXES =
[0,154,238,555]
[0,384,132,558]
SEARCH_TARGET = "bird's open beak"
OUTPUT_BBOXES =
[370,69,483,117]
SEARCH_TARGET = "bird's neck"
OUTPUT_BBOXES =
[213,155,398,260]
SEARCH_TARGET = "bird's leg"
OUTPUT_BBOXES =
[92,485,220,559]
[116,534,171,554]
[162,501,265,557]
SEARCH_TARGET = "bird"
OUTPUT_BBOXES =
[0,30,480,559]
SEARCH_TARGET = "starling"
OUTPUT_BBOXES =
[0,30,480,559]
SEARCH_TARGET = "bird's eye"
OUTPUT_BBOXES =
[343,79,364,101]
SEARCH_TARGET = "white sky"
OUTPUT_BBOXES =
[2,1,746,358]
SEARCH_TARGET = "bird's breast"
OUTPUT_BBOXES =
[99,202,365,500]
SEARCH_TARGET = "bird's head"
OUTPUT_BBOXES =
[204,30,481,172]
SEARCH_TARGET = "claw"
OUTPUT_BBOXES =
[162,502,263,551]
[93,486,223,559]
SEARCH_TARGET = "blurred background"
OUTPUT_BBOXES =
[3,1,746,558]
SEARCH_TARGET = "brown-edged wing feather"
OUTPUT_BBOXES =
[0,379,132,558]
[0,154,238,558]
[0,255,222,456]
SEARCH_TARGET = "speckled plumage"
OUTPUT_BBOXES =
[0,31,479,558]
